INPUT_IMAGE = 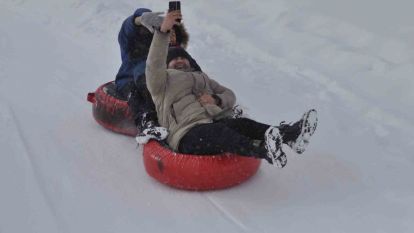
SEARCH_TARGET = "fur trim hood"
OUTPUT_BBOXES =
[172,24,189,48]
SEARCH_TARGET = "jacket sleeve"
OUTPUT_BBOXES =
[145,30,170,96]
[208,78,236,110]
[122,9,150,43]
[117,15,135,61]
[118,9,150,61]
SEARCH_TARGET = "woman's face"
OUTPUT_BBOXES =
[168,57,191,71]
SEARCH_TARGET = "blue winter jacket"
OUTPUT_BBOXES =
[115,8,152,90]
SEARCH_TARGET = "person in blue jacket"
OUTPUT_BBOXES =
[115,8,152,91]
[114,8,193,142]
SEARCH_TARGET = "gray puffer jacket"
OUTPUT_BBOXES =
[146,30,236,150]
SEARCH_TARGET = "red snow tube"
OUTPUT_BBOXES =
[87,81,138,136]
[143,140,262,191]
[88,82,261,190]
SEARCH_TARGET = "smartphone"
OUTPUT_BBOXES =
[169,1,182,22]
[169,1,181,12]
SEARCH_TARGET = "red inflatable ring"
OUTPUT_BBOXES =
[87,81,138,136]
[88,82,262,190]
[143,140,262,191]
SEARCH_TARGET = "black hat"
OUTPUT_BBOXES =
[167,47,202,72]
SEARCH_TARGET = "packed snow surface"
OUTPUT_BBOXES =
[1,0,413,232]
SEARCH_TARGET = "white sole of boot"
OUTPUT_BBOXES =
[291,109,318,154]
[264,127,286,166]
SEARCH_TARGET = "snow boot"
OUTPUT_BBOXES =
[278,109,318,154]
[264,126,287,168]
[231,105,244,119]
[135,112,168,144]
[135,123,169,144]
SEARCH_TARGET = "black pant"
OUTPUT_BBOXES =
[178,118,270,160]
[117,77,158,131]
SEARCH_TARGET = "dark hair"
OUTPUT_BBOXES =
[172,24,189,48]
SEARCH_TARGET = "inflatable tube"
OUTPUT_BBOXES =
[88,82,261,190]
[143,140,262,191]
[87,81,138,136]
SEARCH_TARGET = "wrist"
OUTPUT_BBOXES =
[212,94,222,106]
[159,25,171,33]
[134,16,142,26]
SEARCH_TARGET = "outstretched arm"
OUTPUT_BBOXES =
[118,8,152,62]
[145,11,182,96]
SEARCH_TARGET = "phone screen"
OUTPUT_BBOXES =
[169,1,181,12]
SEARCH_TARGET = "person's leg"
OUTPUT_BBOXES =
[178,122,268,160]
[131,76,169,143]
[129,76,158,130]
[221,118,287,167]
[179,121,288,167]
[217,118,270,140]
[117,81,148,128]
[116,81,134,100]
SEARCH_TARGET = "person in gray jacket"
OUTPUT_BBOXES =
[143,11,318,168]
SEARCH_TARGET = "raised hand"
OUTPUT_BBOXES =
[160,10,182,33]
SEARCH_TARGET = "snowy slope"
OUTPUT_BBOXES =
[1,0,413,232]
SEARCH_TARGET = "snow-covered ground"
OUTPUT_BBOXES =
[1,0,413,232]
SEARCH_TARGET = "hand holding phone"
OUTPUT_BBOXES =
[160,11,181,33]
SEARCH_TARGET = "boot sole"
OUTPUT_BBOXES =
[265,127,286,167]
[292,109,318,154]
